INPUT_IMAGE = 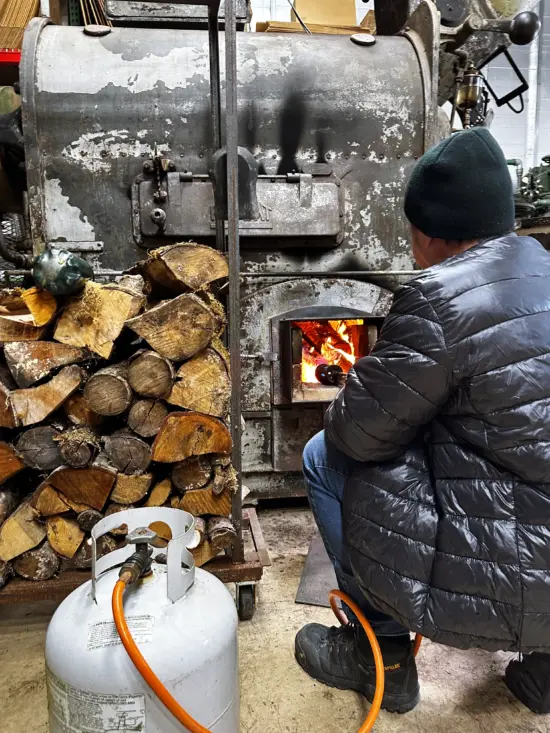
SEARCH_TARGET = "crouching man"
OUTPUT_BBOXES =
[296,128,550,715]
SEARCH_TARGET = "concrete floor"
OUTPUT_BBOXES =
[0,505,548,733]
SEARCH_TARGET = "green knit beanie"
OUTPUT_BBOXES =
[404,128,514,241]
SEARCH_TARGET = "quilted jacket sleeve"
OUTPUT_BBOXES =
[325,284,453,462]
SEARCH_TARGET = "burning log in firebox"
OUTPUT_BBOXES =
[0,242,238,588]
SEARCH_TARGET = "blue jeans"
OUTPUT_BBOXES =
[302,430,408,637]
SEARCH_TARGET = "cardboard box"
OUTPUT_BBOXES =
[292,0,357,27]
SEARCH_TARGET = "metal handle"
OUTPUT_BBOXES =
[475,11,540,46]
[91,508,196,603]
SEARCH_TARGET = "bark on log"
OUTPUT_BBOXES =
[61,535,117,570]
[16,426,63,471]
[84,365,133,417]
[11,365,84,426]
[57,428,99,468]
[0,380,15,428]
[20,287,57,327]
[168,347,230,418]
[77,509,103,533]
[144,479,172,507]
[127,351,175,399]
[142,243,228,293]
[54,280,145,359]
[172,456,212,493]
[111,473,153,504]
[4,341,88,388]
[0,362,17,390]
[207,516,236,553]
[12,540,60,581]
[48,464,117,511]
[179,487,232,517]
[126,293,223,362]
[152,412,232,463]
[0,559,12,588]
[0,503,46,561]
[64,393,103,428]
[0,441,25,485]
[30,484,70,517]
[47,516,85,559]
[0,486,19,525]
[128,400,168,438]
[104,432,151,475]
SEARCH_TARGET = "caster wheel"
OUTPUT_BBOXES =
[237,585,255,621]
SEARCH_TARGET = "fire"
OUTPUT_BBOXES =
[298,319,364,384]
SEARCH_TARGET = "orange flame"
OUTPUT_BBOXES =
[300,320,363,384]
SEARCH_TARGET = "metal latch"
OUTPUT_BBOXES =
[241,353,279,363]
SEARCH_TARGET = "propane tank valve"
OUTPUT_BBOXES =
[119,527,165,584]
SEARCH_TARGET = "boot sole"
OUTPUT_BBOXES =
[295,647,420,714]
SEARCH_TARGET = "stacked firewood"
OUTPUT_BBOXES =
[0,242,238,587]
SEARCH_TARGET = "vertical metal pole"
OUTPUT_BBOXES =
[208,2,226,253]
[225,0,244,563]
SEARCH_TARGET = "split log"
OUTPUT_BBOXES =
[76,509,103,533]
[105,503,135,536]
[104,432,151,475]
[179,487,232,517]
[111,473,153,504]
[84,365,133,417]
[60,535,117,571]
[30,484,70,517]
[54,280,145,359]
[0,381,15,428]
[187,516,206,549]
[0,362,17,390]
[127,351,175,399]
[47,516,85,559]
[126,293,223,362]
[149,521,172,545]
[152,412,232,463]
[0,486,19,525]
[0,441,25,485]
[12,541,60,581]
[0,503,46,561]
[128,400,168,438]
[0,314,45,342]
[48,464,117,511]
[142,243,228,293]
[0,560,12,588]
[168,347,230,418]
[4,341,88,388]
[207,516,236,553]
[172,456,212,493]
[11,365,84,426]
[63,497,93,514]
[144,479,172,507]
[16,426,63,471]
[20,287,57,327]
[191,539,218,568]
[64,393,103,428]
[57,428,99,468]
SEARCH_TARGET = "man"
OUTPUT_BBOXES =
[295,127,550,716]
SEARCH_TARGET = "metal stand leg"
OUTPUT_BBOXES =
[225,0,244,563]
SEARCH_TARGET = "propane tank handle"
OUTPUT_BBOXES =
[91,508,196,603]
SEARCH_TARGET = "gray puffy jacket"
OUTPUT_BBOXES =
[326,234,550,652]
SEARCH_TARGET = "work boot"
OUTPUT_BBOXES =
[295,622,419,713]
[505,653,550,714]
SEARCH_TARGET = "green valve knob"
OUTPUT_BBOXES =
[32,249,94,296]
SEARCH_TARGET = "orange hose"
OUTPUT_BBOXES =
[112,578,423,733]
[112,579,211,733]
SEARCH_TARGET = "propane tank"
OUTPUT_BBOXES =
[45,508,239,733]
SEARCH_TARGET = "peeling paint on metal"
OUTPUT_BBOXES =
[44,178,96,242]
[62,130,171,172]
